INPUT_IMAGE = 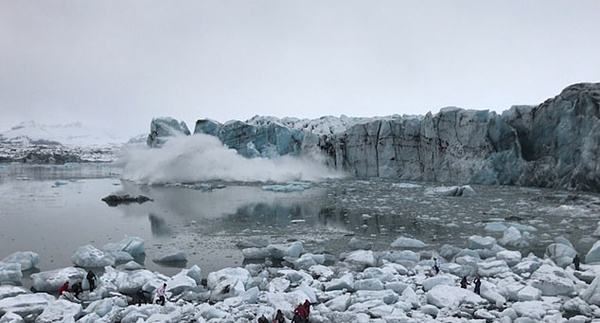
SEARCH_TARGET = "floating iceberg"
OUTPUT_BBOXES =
[2,251,40,271]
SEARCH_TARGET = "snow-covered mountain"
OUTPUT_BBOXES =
[0,121,134,163]
[1,121,127,146]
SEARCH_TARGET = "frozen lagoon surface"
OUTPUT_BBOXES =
[1,163,599,280]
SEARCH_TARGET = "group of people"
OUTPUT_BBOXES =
[256,300,313,323]
[58,270,168,306]
[58,270,97,298]
[460,276,482,295]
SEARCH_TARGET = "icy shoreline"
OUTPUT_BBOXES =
[1,232,600,323]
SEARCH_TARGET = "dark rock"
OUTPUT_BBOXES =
[102,195,153,207]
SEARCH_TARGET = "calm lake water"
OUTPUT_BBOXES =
[1,163,599,280]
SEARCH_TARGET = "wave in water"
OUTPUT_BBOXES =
[117,134,347,184]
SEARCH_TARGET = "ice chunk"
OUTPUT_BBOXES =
[468,235,497,250]
[289,253,325,270]
[167,269,198,296]
[209,276,245,302]
[484,222,508,232]
[478,259,510,277]
[354,278,384,291]
[378,250,419,268]
[0,286,28,300]
[186,265,202,285]
[71,244,115,267]
[267,241,303,260]
[0,293,55,318]
[586,240,600,264]
[36,299,82,323]
[511,301,551,320]
[103,236,145,256]
[120,261,145,271]
[402,286,420,308]
[0,262,22,285]
[390,236,427,249]
[348,237,372,250]
[424,185,476,197]
[581,276,600,306]
[309,265,334,280]
[152,250,187,263]
[325,293,351,312]
[242,247,270,259]
[392,183,422,189]
[499,226,530,248]
[426,285,485,309]
[2,251,40,271]
[422,275,454,292]
[84,298,114,317]
[496,250,522,267]
[31,267,87,292]
[517,285,541,301]
[325,273,354,291]
[344,250,376,270]
[207,267,252,291]
[262,182,311,192]
[0,312,24,323]
[530,264,575,296]
[236,238,269,249]
[545,239,576,268]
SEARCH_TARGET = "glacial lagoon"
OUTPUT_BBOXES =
[1,163,599,281]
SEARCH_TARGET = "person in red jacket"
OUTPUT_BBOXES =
[58,281,69,295]
[292,303,308,323]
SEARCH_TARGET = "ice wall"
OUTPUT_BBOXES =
[148,83,600,191]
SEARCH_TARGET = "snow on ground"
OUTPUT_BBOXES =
[1,233,600,323]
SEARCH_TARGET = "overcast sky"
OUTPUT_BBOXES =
[1,1,599,137]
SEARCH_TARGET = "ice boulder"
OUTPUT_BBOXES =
[390,236,427,249]
[2,251,40,271]
[496,250,522,267]
[517,285,542,301]
[207,267,252,291]
[103,236,145,256]
[35,299,82,323]
[0,286,28,300]
[498,226,530,248]
[425,185,476,197]
[426,285,485,309]
[167,269,198,295]
[152,250,187,263]
[379,250,419,268]
[478,259,510,277]
[31,267,87,292]
[581,276,600,306]
[468,235,497,250]
[511,300,551,320]
[344,250,377,270]
[309,265,334,280]
[325,293,351,312]
[348,237,372,250]
[0,262,22,285]
[586,240,600,264]
[422,275,455,292]
[71,244,115,267]
[354,278,384,291]
[545,239,576,268]
[267,241,303,260]
[530,264,575,296]
[289,253,325,270]
[0,293,55,318]
[209,277,245,302]
[325,273,354,291]
[242,247,270,260]
[0,312,24,323]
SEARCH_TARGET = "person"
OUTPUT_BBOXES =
[156,283,167,306]
[58,281,69,295]
[258,315,269,323]
[574,254,581,271]
[86,270,97,292]
[273,309,286,323]
[474,277,481,295]
[71,281,83,297]
[292,303,308,323]
[303,299,313,316]
[460,276,469,289]
[433,257,441,274]
[137,288,150,306]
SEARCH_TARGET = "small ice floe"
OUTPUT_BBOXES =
[392,182,422,189]
[52,181,69,188]
[152,250,188,263]
[262,182,311,192]
[424,185,476,197]
[390,236,427,249]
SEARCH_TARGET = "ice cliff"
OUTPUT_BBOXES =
[147,83,600,191]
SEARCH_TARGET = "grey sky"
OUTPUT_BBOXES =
[1,0,599,137]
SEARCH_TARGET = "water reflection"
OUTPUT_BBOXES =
[149,214,173,237]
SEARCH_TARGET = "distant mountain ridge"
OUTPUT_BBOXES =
[0,121,128,146]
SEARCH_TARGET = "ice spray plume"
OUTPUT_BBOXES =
[117,134,347,184]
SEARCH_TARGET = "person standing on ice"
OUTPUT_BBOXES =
[273,309,286,323]
[460,276,469,289]
[292,303,308,323]
[474,277,481,295]
[58,281,70,295]
[86,270,97,292]
[156,283,167,305]
[433,257,441,274]
[573,254,581,271]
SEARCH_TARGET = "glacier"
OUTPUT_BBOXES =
[147,83,600,191]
